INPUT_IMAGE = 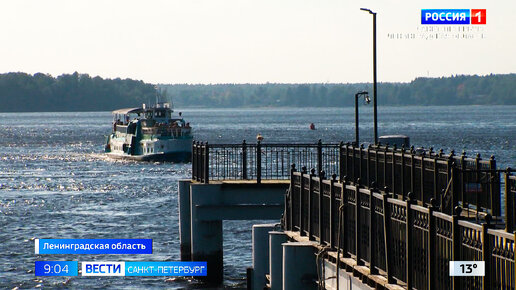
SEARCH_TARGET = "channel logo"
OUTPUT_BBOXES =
[421,9,486,25]
[80,261,207,276]
[82,262,125,276]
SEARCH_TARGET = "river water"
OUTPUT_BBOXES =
[1,106,515,288]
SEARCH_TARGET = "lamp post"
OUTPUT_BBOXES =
[354,91,370,146]
[360,8,378,144]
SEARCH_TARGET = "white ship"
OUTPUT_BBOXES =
[105,102,192,162]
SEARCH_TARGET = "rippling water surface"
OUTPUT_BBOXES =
[1,106,515,289]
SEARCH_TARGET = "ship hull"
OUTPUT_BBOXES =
[106,151,191,162]
[106,134,193,163]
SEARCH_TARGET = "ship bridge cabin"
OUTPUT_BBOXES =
[111,104,191,138]
[144,102,172,123]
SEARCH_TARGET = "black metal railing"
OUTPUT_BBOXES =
[193,141,501,215]
[340,143,501,215]
[192,140,340,183]
[284,168,516,290]
[504,173,516,232]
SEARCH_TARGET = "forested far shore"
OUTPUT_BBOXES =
[0,72,156,112]
[163,74,516,108]
[0,72,515,112]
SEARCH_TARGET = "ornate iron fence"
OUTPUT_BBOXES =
[504,174,516,232]
[192,140,340,183]
[340,143,501,215]
[284,168,515,290]
[193,141,501,215]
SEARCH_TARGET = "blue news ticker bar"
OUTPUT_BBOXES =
[421,9,470,25]
[125,262,207,276]
[35,239,152,254]
[35,261,78,276]
[80,261,208,276]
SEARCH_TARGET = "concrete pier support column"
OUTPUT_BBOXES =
[251,224,276,290]
[178,180,192,261]
[282,242,318,290]
[269,231,288,290]
[191,219,223,284]
[190,183,224,285]
[187,181,287,285]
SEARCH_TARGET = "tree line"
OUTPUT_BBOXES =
[0,72,514,112]
[0,72,156,112]
[163,74,516,108]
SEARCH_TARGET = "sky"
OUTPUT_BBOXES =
[0,0,514,84]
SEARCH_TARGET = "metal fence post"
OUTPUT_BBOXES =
[452,206,462,289]
[366,145,371,187]
[192,141,196,180]
[204,142,209,184]
[383,145,388,189]
[374,146,379,188]
[382,188,395,284]
[444,152,454,213]
[369,184,377,275]
[451,164,458,215]
[460,151,466,211]
[339,141,344,182]
[256,140,262,184]
[330,174,336,249]
[401,146,406,198]
[421,152,426,203]
[319,171,325,244]
[513,232,516,290]
[357,144,361,184]
[406,192,414,289]
[351,144,356,183]
[289,164,296,231]
[490,156,499,216]
[355,179,362,265]
[428,198,436,290]
[308,168,315,240]
[242,140,247,180]
[391,145,396,196]
[433,158,438,202]
[341,176,349,257]
[198,141,203,182]
[482,214,492,290]
[317,139,323,176]
[300,166,307,235]
[410,146,415,194]
[475,154,481,218]
[505,169,514,232]
[199,141,204,182]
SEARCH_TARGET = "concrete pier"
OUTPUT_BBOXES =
[282,241,318,290]
[191,218,223,284]
[178,180,288,285]
[251,224,276,290]
[188,141,512,290]
[178,180,192,261]
[322,259,372,290]
[268,231,288,290]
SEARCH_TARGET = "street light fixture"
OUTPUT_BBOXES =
[354,91,369,146]
[360,8,379,144]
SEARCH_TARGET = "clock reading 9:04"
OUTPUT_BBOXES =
[35,261,78,276]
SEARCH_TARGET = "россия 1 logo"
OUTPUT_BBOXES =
[421,9,486,25]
